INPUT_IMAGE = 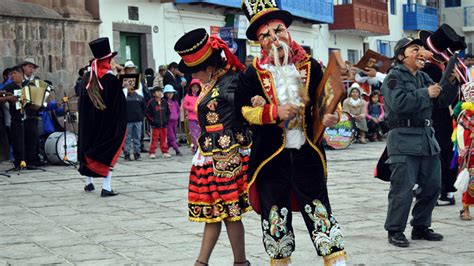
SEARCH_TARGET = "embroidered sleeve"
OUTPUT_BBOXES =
[241,104,277,125]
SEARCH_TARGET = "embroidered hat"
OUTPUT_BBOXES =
[174,28,244,73]
[242,0,293,41]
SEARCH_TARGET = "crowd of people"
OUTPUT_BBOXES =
[3,0,474,265]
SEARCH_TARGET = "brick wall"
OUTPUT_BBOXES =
[0,17,99,102]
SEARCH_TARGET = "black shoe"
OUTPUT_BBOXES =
[411,228,443,241]
[388,232,409,247]
[140,148,148,153]
[436,195,455,206]
[101,189,119,197]
[124,153,131,161]
[84,183,95,192]
[134,153,141,160]
[176,151,183,156]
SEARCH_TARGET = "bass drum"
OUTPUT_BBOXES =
[44,131,78,165]
[323,111,355,150]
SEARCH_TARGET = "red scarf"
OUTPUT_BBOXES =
[259,34,308,65]
[86,56,112,90]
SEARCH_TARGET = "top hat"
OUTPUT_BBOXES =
[89,37,117,60]
[419,24,459,57]
[20,57,39,68]
[242,0,293,41]
[448,36,467,54]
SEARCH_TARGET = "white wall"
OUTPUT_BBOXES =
[98,0,227,70]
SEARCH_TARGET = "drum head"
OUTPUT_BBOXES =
[44,132,78,165]
[323,112,355,150]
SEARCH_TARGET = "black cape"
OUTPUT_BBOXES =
[77,73,127,177]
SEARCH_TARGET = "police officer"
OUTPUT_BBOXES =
[381,37,458,248]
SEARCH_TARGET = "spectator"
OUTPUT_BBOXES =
[124,83,146,161]
[183,79,201,153]
[74,67,85,96]
[146,87,171,158]
[245,55,254,66]
[163,62,184,102]
[164,85,182,156]
[464,54,474,81]
[144,68,155,89]
[365,90,388,141]
[343,83,368,144]
[153,65,167,88]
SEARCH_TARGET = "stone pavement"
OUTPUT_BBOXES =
[0,141,472,265]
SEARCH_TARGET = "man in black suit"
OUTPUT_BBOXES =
[163,62,186,103]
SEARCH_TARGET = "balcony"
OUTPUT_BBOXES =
[173,0,241,9]
[403,4,438,32]
[329,0,389,36]
[463,6,474,33]
[277,0,333,24]
[173,0,334,24]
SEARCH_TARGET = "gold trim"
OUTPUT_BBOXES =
[254,60,279,105]
[270,257,292,265]
[298,59,328,177]
[184,47,213,67]
[176,33,209,54]
[242,105,264,125]
[323,251,347,266]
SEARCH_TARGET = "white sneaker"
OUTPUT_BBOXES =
[163,153,171,158]
[149,153,156,159]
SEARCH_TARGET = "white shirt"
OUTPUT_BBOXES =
[263,63,306,149]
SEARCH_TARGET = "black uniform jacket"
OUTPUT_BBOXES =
[78,72,127,177]
[381,64,458,158]
[236,56,327,213]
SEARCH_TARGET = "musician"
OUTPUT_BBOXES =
[236,1,345,265]
[3,65,41,167]
[78,37,127,197]
[0,87,15,162]
[20,58,40,85]
[382,37,458,248]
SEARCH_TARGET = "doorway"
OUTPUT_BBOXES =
[119,33,142,72]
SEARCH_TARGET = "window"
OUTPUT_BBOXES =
[128,6,139,21]
[347,49,359,64]
[445,0,461,7]
[377,40,391,57]
[390,0,396,15]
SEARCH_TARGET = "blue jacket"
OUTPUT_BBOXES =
[40,101,64,135]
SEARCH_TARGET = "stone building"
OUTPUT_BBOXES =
[0,0,100,97]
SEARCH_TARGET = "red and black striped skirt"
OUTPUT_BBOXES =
[188,148,252,223]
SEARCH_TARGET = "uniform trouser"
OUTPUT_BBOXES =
[385,154,441,233]
[257,144,345,260]
[125,121,142,154]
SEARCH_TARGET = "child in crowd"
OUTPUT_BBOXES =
[146,87,171,158]
[125,85,146,160]
[164,84,182,156]
[365,90,388,141]
[182,79,201,153]
[343,83,369,144]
